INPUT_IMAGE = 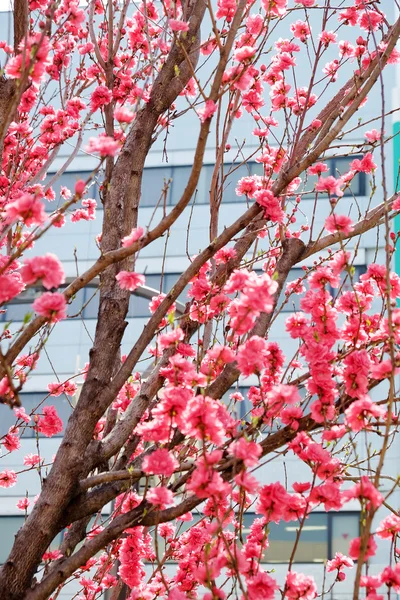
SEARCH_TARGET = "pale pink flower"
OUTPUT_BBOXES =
[116,271,145,291]
[169,19,189,32]
[315,175,343,196]
[0,470,17,488]
[5,194,46,227]
[16,498,30,511]
[325,214,354,235]
[33,292,67,322]
[20,254,65,290]
[147,486,174,508]
[234,46,256,62]
[0,273,25,304]
[376,514,400,539]
[114,106,135,123]
[122,227,144,247]
[197,100,217,123]
[364,129,381,143]
[290,20,311,43]
[14,406,30,423]
[36,406,63,437]
[24,453,40,466]
[86,136,120,157]
[142,449,179,477]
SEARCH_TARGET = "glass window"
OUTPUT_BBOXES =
[333,156,365,197]
[83,287,100,319]
[163,273,189,304]
[265,513,328,563]
[276,268,305,313]
[0,392,73,438]
[170,165,204,206]
[66,288,85,318]
[141,167,172,207]
[221,163,252,204]
[331,513,359,557]
[44,171,98,212]
[240,512,359,563]
[0,516,64,564]
[331,265,366,300]
[300,156,366,199]
[3,288,41,323]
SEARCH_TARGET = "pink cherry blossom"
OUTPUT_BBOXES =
[147,486,174,508]
[5,194,46,227]
[169,19,190,32]
[122,227,144,247]
[0,470,17,488]
[285,571,317,599]
[33,292,67,322]
[16,498,30,511]
[114,106,135,123]
[20,254,65,290]
[197,100,217,123]
[86,136,120,157]
[348,535,377,560]
[325,214,354,235]
[142,449,179,477]
[36,406,63,437]
[315,176,343,197]
[116,271,145,291]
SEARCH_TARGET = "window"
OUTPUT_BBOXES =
[82,274,188,319]
[241,512,359,563]
[0,392,73,438]
[44,170,99,212]
[46,158,366,212]
[141,166,172,207]
[0,516,64,564]
[302,155,366,198]
[275,265,366,314]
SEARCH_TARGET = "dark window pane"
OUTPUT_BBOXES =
[4,288,40,322]
[83,287,100,319]
[241,513,329,563]
[170,166,195,205]
[0,392,73,438]
[0,516,64,564]
[276,268,305,313]
[333,156,365,197]
[164,273,189,304]
[44,171,98,212]
[66,288,85,318]
[331,514,359,556]
[128,294,151,318]
[222,163,252,204]
[141,167,172,207]
[143,274,162,294]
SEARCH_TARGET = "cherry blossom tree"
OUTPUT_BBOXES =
[0,0,400,598]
